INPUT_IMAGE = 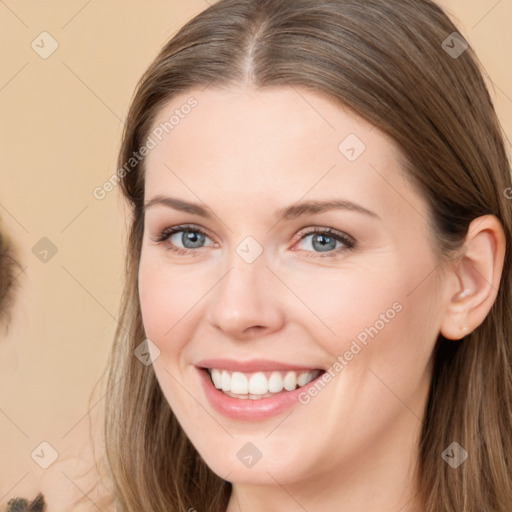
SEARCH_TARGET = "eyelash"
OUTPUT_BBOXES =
[152,224,356,258]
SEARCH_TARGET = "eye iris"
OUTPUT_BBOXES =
[182,231,205,248]
[170,230,343,252]
[312,233,336,252]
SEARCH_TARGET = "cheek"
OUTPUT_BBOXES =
[282,255,441,377]
[278,263,407,344]
[138,254,198,348]
[138,258,166,339]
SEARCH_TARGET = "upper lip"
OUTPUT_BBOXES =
[196,358,324,373]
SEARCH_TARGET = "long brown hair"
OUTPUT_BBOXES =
[82,0,512,510]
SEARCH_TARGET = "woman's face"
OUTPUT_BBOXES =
[139,86,450,488]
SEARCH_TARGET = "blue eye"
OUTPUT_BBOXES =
[170,230,207,249]
[154,225,214,255]
[153,225,356,258]
[294,227,355,257]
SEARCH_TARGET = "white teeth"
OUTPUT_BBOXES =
[297,371,312,387]
[230,372,249,394]
[221,370,231,392]
[211,369,222,389]
[249,372,268,394]
[268,371,283,393]
[208,368,321,398]
[283,371,297,391]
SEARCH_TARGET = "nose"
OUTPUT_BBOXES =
[206,252,285,339]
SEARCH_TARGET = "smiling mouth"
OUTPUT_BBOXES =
[203,368,325,400]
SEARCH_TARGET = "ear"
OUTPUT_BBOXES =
[439,215,506,340]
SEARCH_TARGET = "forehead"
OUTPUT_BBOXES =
[143,86,422,221]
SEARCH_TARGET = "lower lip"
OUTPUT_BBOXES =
[197,367,324,421]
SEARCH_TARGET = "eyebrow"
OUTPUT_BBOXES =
[144,195,380,221]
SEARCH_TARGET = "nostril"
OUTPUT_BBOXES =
[245,325,265,333]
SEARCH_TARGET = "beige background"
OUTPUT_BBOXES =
[0,0,511,509]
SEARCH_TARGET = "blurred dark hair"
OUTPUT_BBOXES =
[0,223,21,330]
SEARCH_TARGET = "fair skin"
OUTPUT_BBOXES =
[139,86,504,512]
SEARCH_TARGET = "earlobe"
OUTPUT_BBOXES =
[439,215,506,341]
